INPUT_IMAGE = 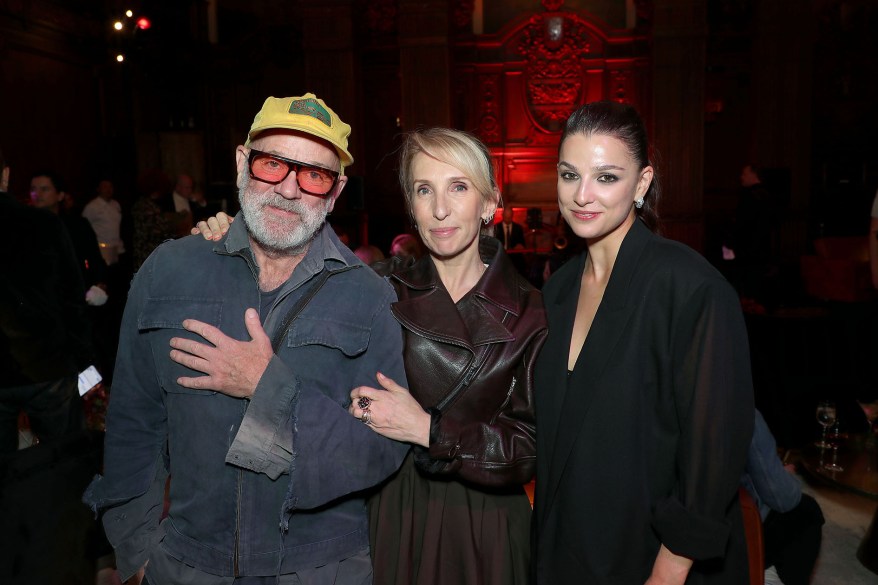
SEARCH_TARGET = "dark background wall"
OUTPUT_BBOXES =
[1,0,876,255]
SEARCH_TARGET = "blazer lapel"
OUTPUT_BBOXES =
[537,254,584,468]
[540,221,653,518]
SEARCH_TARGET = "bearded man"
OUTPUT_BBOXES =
[84,94,409,585]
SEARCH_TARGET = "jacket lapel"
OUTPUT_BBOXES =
[390,237,517,349]
[541,221,653,519]
[537,253,584,470]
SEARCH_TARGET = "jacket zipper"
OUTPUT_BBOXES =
[234,468,242,576]
[434,343,494,412]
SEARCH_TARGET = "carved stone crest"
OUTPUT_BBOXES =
[517,14,591,133]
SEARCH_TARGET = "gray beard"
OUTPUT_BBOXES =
[238,175,330,256]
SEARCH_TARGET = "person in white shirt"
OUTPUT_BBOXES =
[82,179,125,266]
[172,173,221,231]
[171,173,195,215]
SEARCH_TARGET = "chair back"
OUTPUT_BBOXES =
[738,486,765,585]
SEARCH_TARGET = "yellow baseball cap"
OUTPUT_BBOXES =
[245,94,354,172]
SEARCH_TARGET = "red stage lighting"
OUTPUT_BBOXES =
[135,17,151,30]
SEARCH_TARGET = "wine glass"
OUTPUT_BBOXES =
[823,420,845,472]
[815,400,837,449]
[824,443,844,472]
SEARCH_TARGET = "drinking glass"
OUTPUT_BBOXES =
[815,400,837,449]
[824,420,844,472]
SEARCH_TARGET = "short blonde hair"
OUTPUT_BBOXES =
[398,127,499,230]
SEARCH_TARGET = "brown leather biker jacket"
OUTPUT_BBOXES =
[375,236,547,487]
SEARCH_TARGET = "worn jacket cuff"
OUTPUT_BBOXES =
[98,462,168,581]
[226,355,298,479]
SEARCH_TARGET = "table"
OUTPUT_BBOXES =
[800,434,878,574]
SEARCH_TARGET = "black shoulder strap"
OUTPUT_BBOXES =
[270,269,332,351]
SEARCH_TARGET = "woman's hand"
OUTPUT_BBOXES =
[169,308,272,398]
[350,372,431,447]
[191,212,234,240]
[644,545,692,585]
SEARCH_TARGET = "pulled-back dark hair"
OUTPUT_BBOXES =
[560,101,660,232]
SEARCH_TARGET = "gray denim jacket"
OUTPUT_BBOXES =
[84,219,409,580]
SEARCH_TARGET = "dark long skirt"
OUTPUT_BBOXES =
[369,453,531,585]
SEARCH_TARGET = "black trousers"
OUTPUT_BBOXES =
[0,430,105,585]
[763,494,825,585]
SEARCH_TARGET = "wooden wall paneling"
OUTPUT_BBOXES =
[750,0,814,257]
[0,5,105,198]
[398,0,451,129]
[651,0,707,251]
[300,1,359,173]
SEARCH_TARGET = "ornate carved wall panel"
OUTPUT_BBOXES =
[454,6,649,207]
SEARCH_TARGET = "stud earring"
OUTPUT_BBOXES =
[634,198,644,209]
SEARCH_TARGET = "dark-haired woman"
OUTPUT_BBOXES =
[532,101,754,584]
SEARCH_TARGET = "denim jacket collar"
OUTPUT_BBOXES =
[217,213,352,275]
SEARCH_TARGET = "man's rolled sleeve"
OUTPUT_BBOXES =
[225,356,299,480]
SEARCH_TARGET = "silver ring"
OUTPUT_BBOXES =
[361,410,372,425]
[357,396,371,410]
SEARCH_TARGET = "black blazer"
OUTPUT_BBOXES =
[533,219,754,584]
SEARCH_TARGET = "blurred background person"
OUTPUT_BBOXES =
[388,232,422,260]
[82,178,129,385]
[354,243,385,264]
[29,171,108,298]
[1,145,106,585]
[131,168,175,271]
[741,410,824,585]
[541,217,582,285]
[170,173,196,234]
[82,178,126,268]
[1,152,94,451]
[30,171,114,383]
[494,205,525,250]
[723,163,782,311]
[172,172,222,230]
